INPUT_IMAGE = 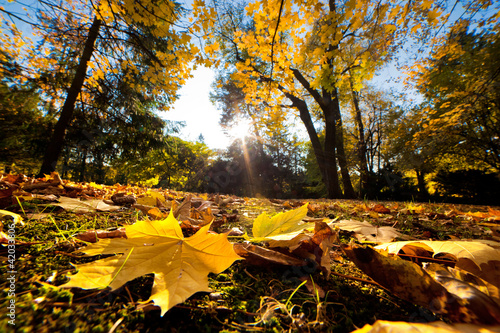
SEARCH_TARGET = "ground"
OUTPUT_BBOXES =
[1,174,499,332]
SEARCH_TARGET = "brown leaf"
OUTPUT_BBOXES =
[333,220,402,244]
[233,243,307,267]
[75,228,127,243]
[424,263,500,324]
[172,195,191,221]
[371,204,391,214]
[343,244,500,325]
[111,192,137,206]
[377,240,500,288]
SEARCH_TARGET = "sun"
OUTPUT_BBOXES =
[227,119,252,141]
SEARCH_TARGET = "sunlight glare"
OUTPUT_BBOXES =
[228,119,252,141]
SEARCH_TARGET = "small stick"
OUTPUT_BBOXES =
[330,271,387,290]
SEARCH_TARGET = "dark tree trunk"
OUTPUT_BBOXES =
[332,89,356,198]
[416,169,429,201]
[350,77,369,195]
[283,90,342,198]
[321,91,342,198]
[38,16,101,177]
[79,149,87,182]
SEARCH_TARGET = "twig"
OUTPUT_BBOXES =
[330,271,387,290]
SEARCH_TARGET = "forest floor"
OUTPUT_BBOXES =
[1,173,500,332]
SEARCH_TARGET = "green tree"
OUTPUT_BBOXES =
[413,22,500,172]
[1,0,205,176]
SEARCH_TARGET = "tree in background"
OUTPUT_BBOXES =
[1,0,205,176]
[412,22,500,172]
[202,0,453,198]
[0,64,52,173]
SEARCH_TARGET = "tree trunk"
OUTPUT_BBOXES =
[38,16,101,177]
[349,77,369,195]
[332,89,356,198]
[79,149,87,182]
[416,169,429,201]
[284,91,341,198]
[321,91,342,198]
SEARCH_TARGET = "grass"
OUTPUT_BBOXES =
[0,197,495,332]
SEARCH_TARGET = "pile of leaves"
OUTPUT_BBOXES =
[1,173,500,332]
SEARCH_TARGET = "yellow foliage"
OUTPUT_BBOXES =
[60,211,241,316]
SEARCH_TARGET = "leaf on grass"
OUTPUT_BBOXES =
[75,228,127,243]
[233,243,307,267]
[172,195,191,221]
[291,221,338,276]
[251,203,309,241]
[52,197,122,213]
[0,209,23,225]
[376,240,500,288]
[343,244,500,324]
[351,320,500,333]
[267,233,311,250]
[136,191,168,207]
[343,244,450,309]
[423,263,500,318]
[371,204,391,214]
[60,211,241,315]
[332,220,401,244]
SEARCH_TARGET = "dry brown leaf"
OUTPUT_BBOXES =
[371,204,391,214]
[376,240,500,288]
[424,263,500,309]
[343,244,500,324]
[75,228,127,243]
[172,195,191,221]
[52,197,122,213]
[333,220,401,244]
[233,243,307,267]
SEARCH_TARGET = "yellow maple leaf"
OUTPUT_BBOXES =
[251,203,309,241]
[60,211,241,315]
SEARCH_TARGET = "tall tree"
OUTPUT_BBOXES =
[1,0,204,176]
[203,0,443,198]
[411,22,500,172]
[38,15,101,175]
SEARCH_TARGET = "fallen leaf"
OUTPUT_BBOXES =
[376,240,500,288]
[293,221,338,276]
[49,197,122,213]
[267,233,312,250]
[424,263,500,313]
[111,192,137,206]
[136,191,167,207]
[172,195,191,221]
[75,228,127,243]
[251,203,309,241]
[351,320,500,333]
[343,244,500,324]
[333,220,401,244]
[60,211,241,315]
[233,243,307,267]
[371,204,391,214]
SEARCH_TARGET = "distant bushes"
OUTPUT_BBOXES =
[433,170,500,205]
